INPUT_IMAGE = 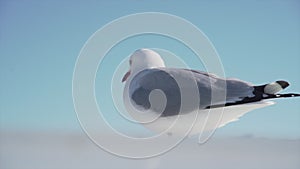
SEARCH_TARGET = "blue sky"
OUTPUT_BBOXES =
[1,0,299,139]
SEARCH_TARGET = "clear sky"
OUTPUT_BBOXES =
[1,0,299,139]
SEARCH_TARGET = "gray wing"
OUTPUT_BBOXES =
[129,68,255,116]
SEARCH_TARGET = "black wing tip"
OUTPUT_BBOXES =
[276,80,289,89]
[206,93,300,109]
[285,93,300,97]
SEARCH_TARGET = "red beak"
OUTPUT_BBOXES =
[122,71,131,82]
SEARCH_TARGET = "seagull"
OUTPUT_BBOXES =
[122,48,300,136]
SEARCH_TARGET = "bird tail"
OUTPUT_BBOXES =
[254,80,300,99]
[254,80,289,94]
[206,80,299,109]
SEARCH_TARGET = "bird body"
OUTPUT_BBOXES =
[122,49,299,135]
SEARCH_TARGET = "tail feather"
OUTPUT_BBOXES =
[254,80,300,99]
[255,80,289,94]
[206,80,299,109]
[252,80,300,101]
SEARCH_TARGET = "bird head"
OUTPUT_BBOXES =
[122,49,165,82]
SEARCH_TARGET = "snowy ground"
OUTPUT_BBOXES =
[1,130,300,169]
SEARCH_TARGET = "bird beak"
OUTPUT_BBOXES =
[122,70,131,82]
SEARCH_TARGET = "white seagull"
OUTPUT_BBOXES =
[122,49,299,136]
